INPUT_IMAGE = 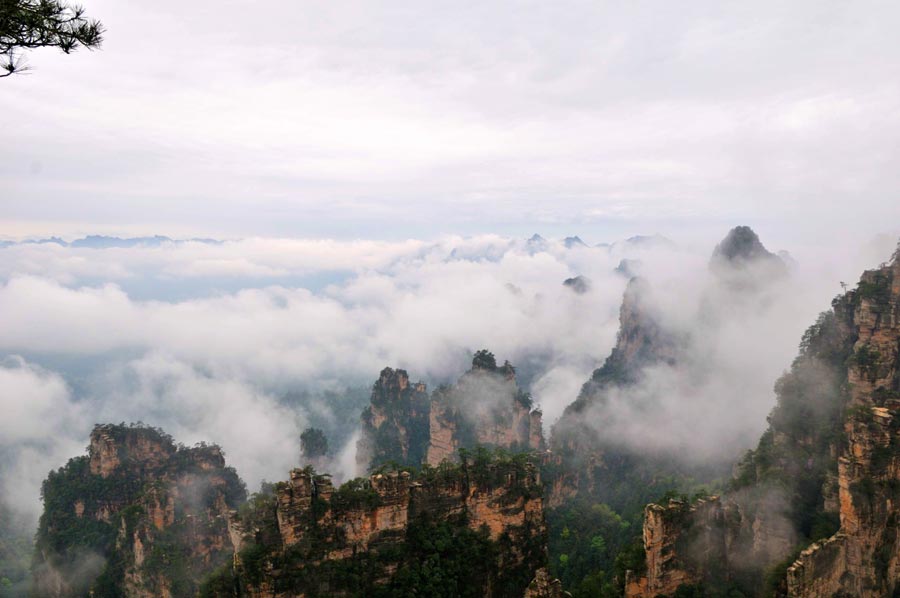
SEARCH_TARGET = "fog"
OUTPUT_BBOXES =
[0,229,897,528]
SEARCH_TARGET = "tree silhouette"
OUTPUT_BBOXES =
[1,0,103,77]
[472,349,497,371]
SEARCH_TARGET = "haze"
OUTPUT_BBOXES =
[2,0,900,539]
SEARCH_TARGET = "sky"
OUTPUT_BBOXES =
[2,0,900,242]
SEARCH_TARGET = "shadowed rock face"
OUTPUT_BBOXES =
[626,245,900,598]
[710,225,787,286]
[712,226,777,263]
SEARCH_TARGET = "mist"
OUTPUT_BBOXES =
[0,229,896,529]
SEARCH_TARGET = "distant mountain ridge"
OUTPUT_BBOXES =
[1,235,223,248]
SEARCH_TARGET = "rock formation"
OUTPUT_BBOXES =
[204,453,550,597]
[626,244,900,597]
[358,351,544,473]
[547,274,683,507]
[785,251,900,597]
[32,424,246,598]
[709,225,787,288]
[356,367,430,471]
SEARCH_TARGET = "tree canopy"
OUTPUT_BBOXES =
[1,0,103,76]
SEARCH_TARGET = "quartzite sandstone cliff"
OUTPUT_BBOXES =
[627,247,900,597]
[357,352,544,473]
[33,424,246,598]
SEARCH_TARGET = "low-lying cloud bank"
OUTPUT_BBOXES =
[0,231,896,525]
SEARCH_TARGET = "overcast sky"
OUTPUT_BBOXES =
[2,0,899,242]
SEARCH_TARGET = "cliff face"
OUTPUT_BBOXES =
[206,454,550,598]
[785,255,900,597]
[357,352,544,473]
[35,425,554,598]
[547,275,683,508]
[624,492,797,598]
[32,424,246,598]
[627,248,900,597]
[356,367,430,472]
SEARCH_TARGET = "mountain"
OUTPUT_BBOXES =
[563,236,588,249]
[525,234,550,254]
[544,226,790,596]
[202,454,555,598]
[32,424,246,597]
[608,234,676,253]
[626,243,900,597]
[32,355,557,597]
[356,351,544,473]
[614,259,641,278]
[709,225,788,286]
[2,235,224,248]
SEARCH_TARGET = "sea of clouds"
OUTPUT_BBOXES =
[0,230,896,527]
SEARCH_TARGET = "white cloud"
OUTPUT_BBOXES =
[0,358,87,521]
[1,1,899,238]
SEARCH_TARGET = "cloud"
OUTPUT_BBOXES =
[0,230,895,523]
[95,352,304,486]
[0,357,87,522]
[1,2,900,238]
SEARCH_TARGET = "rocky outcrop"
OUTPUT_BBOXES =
[625,493,797,597]
[785,254,900,597]
[33,424,246,598]
[709,225,788,287]
[524,567,565,598]
[547,275,684,507]
[356,367,430,471]
[88,423,176,478]
[358,352,544,472]
[210,455,550,597]
[626,245,900,597]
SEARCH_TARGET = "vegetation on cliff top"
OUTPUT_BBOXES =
[33,423,246,597]
[204,446,544,598]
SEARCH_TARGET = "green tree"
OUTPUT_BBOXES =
[1,0,103,76]
[472,349,497,371]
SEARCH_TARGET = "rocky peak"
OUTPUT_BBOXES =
[209,454,549,598]
[709,226,787,287]
[712,225,772,261]
[358,353,544,472]
[573,277,679,406]
[527,233,550,254]
[34,424,245,598]
[88,423,177,478]
[563,235,588,249]
[374,366,411,396]
[625,243,900,597]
